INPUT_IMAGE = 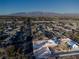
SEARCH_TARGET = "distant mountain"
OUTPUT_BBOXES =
[8,12,79,17]
[9,12,60,16]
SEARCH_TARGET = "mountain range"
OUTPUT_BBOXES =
[7,12,79,17]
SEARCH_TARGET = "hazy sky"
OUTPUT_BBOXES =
[0,0,79,15]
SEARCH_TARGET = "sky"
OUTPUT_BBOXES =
[0,0,79,15]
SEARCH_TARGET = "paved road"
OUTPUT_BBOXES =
[32,20,79,23]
